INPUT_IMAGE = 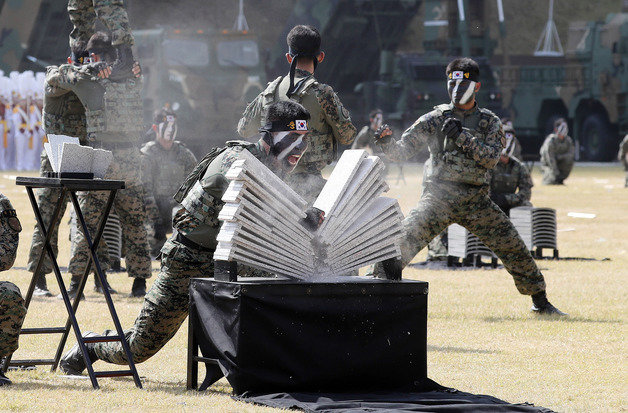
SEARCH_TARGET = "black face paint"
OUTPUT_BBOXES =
[447,70,479,105]
[268,131,309,173]
[447,79,477,105]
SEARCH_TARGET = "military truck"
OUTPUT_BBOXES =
[494,13,628,161]
[268,0,503,138]
[267,0,422,132]
[133,27,266,153]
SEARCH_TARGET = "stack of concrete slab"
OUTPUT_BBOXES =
[215,149,403,280]
[447,224,497,260]
[44,134,113,177]
[510,207,557,251]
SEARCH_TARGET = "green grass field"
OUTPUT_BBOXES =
[0,163,626,412]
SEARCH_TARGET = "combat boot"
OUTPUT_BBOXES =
[108,45,135,81]
[130,278,146,298]
[57,275,84,301]
[59,331,100,375]
[33,273,53,297]
[94,273,118,295]
[0,370,11,386]
[531,291,567,316]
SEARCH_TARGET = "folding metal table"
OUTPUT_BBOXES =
[0,177,142,389]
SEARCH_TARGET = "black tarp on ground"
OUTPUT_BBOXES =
[190,278,555,412]
[235,387,556,412]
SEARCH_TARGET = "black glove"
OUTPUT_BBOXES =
[301,207,325,231]
[490,193,509,211]
[441,117,463,140]
[374,124,392,144]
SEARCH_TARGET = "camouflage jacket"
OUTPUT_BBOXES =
[237,68,356,172]
[45,63,143,144]
[379,102,504,186]
[0,193,21,271]
[174,141,263,250]
[540,133,575,171]
[140,140,198,199]
[489,157,533,208]
[43,66,88,142]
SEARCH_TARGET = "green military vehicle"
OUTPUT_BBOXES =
[495,13,627,161]
[0,0,267,155]
[133,27,266,153]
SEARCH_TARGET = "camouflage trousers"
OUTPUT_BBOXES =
[92,236,214,364]
[0,199,20,272]
[373,181,546,295]
[27,151,109,274]
[68,0,134,49]
[284,171,327,205]
[69,148,151,279]
[541,158,574,185]
[0,281,26,358]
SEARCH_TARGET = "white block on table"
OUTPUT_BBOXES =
[92,149,113,178]
[59,143,93,173]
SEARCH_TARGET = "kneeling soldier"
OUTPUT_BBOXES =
[61,101,316,373]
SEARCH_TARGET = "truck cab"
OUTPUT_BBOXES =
[133,27,266,154]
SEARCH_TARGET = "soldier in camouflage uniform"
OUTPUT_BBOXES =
[60,100,314,373]
[141,110,197,256]
[0,193,26,386]
[67,0,136,79]
[46,32,151,297]
[237,25,356,203]
[370,58,565,315]
[489,139,533,215]
[26,41,111,298]
[501,118,523,161]
[618,134,628,187]
[540,118,575,185]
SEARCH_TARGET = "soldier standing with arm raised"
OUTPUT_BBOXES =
[26,41,111,298]
[369,58,565,315]
[46,32,152,297]
[67,0,136,78]
[237,25,356,203]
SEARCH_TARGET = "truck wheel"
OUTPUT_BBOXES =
[580,113,614,161]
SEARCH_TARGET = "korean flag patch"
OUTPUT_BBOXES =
[452,71,464,80]
[296,120,308,131]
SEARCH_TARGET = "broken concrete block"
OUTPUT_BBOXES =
[217,149,404,280]
[59,143,93,173]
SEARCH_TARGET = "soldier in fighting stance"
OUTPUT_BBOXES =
[370,58,565,316]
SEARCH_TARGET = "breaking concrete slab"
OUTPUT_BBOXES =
[216,149,404,280]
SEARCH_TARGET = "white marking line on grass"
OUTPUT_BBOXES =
[567,212,596,219]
